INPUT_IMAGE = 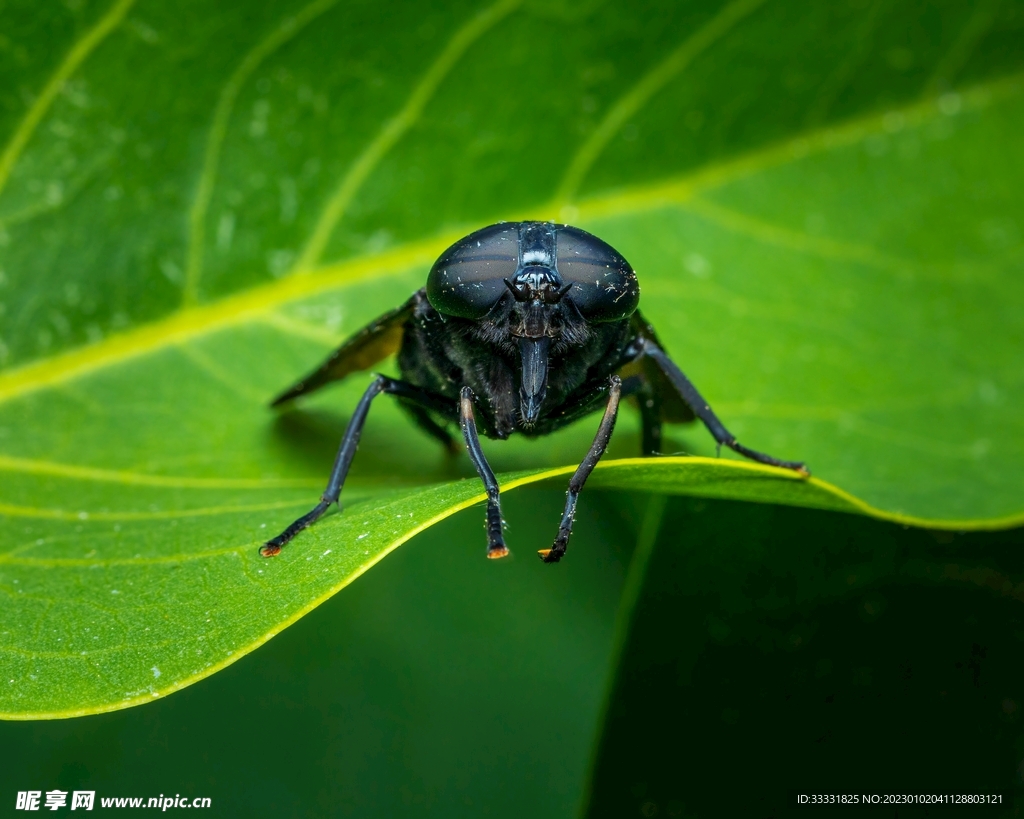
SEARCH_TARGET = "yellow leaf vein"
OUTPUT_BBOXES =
[0,73,1019,405]
[182,0,341,307]
[290,0,521,275]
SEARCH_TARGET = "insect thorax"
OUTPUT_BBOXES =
[398,295,634,438]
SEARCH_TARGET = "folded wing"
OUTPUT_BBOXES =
[270,290,422,407]
[622,310,696,424]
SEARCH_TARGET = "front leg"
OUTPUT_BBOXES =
[639,339,809,474]
[459,387,508,559]
[261,375,456,556]
[540,376,622,564]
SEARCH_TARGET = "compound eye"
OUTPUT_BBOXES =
[556,226,640,322]
[427,223,520,318]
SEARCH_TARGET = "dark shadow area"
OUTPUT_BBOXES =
[269,405,465,485]
[585,498,1024,819]
[266,395,707,490]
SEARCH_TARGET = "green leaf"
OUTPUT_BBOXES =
[0,488,638,816]
[1,0,1022,717]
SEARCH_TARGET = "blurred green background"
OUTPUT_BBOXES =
[588,499,1024,818]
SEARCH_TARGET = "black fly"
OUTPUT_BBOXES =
[261,221,808,563]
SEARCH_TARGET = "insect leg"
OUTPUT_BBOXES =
[540,375,622,564]
[639,340,808,474]
[261,375,456,557]
[458,387,508,559]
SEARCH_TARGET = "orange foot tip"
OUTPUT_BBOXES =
[487,545,510,559]
[259,543,281,558]
[537,549,551,560]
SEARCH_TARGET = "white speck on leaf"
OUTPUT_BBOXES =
[157,258,182,287]
[217,212,236,250]
[883,112,905,133]
[684,253,710,278]
[938,93,961,116]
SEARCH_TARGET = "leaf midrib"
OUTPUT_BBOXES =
[1,72,1017,406]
